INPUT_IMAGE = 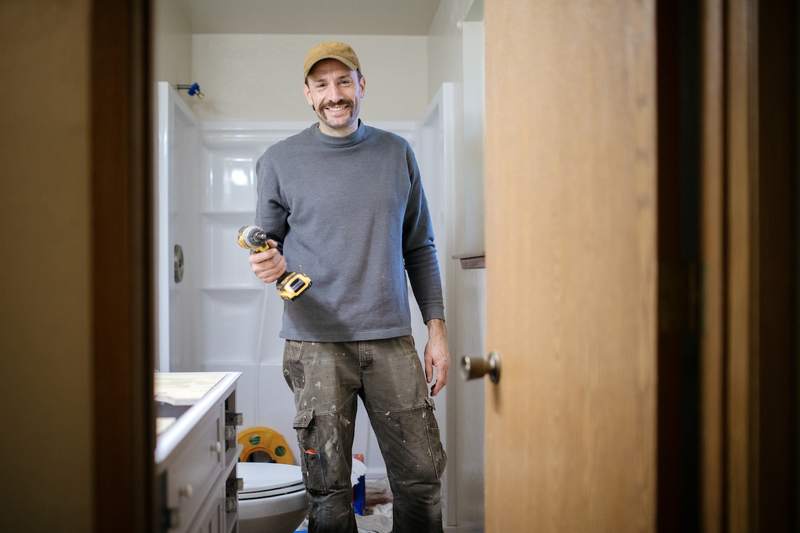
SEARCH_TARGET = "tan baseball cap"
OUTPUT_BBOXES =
[303,41,361,79]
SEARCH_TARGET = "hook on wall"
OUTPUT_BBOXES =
[176,82,205,99]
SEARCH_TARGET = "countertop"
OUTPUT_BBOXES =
[154,371,240,466]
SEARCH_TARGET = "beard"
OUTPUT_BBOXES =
[314,97,359,130]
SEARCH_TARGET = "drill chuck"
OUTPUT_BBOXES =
[237,225,269,252]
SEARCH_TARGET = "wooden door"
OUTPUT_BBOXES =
[483,2,657,531]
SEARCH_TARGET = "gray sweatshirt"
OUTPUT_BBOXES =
[255,120,444,342]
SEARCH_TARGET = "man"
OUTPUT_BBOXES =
[249,41,449,532]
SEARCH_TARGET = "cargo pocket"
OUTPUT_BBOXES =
[293,408,327,492]
[424,398,447,478]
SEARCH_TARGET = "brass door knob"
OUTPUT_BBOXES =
[461,352,501,384]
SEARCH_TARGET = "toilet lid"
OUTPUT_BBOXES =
[238,462,306,500]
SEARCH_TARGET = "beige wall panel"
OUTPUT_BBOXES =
[154,0,193,87]
[190,34,428,122]
[0,0,93,531]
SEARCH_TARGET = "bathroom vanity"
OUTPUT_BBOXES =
[155,372,242,533]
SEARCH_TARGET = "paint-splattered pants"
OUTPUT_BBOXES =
[282,336,446,533]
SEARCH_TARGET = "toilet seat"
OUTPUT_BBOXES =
[237,462,309,533]
[238,462,306,501]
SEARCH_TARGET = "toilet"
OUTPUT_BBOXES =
[237,462,309,533]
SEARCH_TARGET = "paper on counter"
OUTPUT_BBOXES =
[155,372,228,405]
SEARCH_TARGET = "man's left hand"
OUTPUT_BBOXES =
[424,319,450,396]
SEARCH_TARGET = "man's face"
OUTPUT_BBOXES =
[304,59,366,134]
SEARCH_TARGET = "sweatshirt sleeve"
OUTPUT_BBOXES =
[402,145,445,323]
[254,150,289,250]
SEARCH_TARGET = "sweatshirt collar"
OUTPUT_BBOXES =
[311,119,368,146]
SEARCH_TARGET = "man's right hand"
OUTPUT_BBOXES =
[248,239,287,283]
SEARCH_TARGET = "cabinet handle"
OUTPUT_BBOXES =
[173,244,184,283]
[164,507,180,529]
[225,496,238,513]
[179,484,193,499]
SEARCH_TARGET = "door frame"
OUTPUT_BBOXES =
[91,1,154,531]
[701,0,798,532]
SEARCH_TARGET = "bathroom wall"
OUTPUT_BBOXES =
[0,0,93,531]
[428,1,487,530]
[190,33,429,122]
[428,0,472,103]
[154,4,484,524]
[183,7,487,527]
[154,0,192,89]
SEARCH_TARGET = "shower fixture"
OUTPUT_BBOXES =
[176,82,204,99]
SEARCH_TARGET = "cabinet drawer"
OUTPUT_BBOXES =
[188,474,225,533]
[166,406,224,532]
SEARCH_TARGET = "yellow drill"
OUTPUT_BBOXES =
[237,225,312,301]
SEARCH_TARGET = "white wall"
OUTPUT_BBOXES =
[190,34,429,122]
[459,20,486,254]
[428,0,472,102]
[428,1,487,530]
[154,0,192,88]
[428,0,486,255]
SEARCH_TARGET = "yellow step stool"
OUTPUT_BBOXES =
[237,426,295,465]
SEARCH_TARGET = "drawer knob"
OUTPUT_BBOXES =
[164,507,180,528]
[211,441,222,454]
[179,484,193,499]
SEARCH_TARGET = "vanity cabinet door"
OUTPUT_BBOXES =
[167,405,224,532]
[189,479,224,533]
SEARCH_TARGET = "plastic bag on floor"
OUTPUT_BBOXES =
[356,506,392,533]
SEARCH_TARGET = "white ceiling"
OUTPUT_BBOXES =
[181,0,442,35]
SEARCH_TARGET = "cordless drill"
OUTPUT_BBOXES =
[237,225,312,301]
